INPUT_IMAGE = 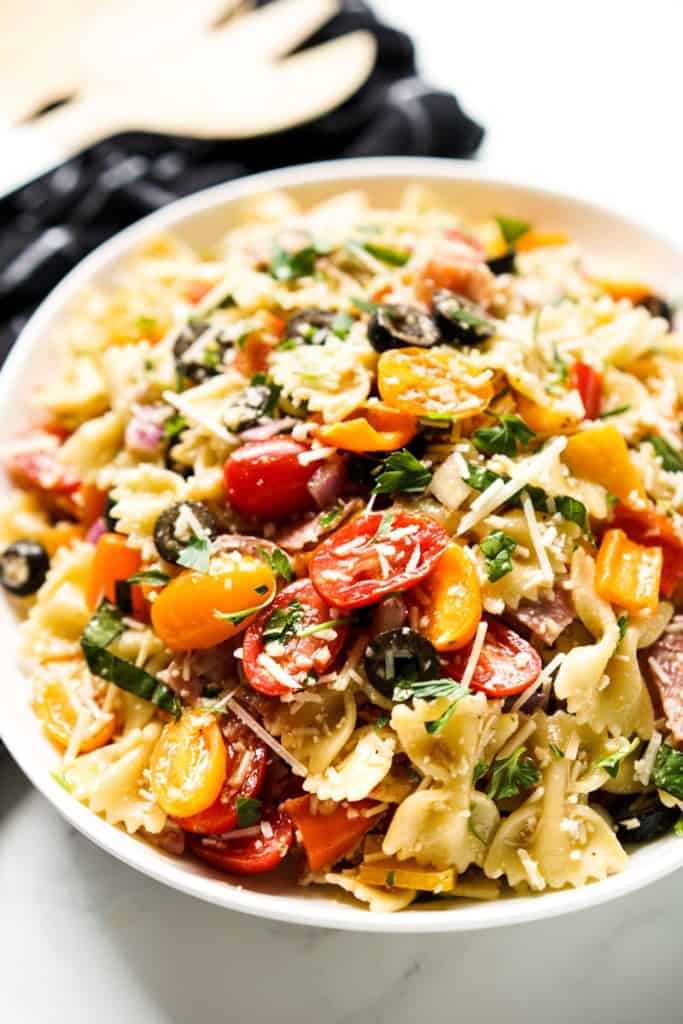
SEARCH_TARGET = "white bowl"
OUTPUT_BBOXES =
[2,157,682,933]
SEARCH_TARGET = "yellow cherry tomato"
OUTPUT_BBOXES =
[516,393,580,435]
[151,553,275,651]
[33,663,116,754]
[150,710,227,818]
[419,543,482,652]
[378,347,494,420]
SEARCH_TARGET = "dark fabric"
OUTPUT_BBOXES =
[0,1,483,361]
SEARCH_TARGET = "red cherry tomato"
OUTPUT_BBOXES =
[243,578,348,696]
[174,716,268,834]
[612,503,683,598]
[188,808,293,874]
[445,228,485,258]
[309,510,449,610]
[224,439,318,521]
[570,362,602,419]
[8,450,80,494]
[446,619,542,698]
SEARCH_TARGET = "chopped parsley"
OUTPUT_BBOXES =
[362,241,411,267]
[50,769,73,794]
[487,746,540,801]
[473,761,489,783]
[268,243,326,281]
[163,413,187,441]
[617,614,629,642]
[598,405,631,420]
[652,743,683,800]
[464,463,591,534]
[495,215,531,246]
[262,599,305,645]
[595,738,640,778]
[370,509,395,544]
[375,715,390,729]
[675,816,683,837]
[480,531,517,582]
[257,546,294,584]
[554,495,591,536]
[236,796,262,828]
[643,433,683,473]
[177,534,210,573]
[371,449,432,495]
[445,306,494,334]
[319,501,345,530]
[473,414,535,457]
[127,569,171,586]
[393,678,468,702]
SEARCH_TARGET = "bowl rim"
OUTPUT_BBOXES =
[3,155,683,933]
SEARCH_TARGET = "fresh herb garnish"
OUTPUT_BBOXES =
[554,495,591,536]
[236,796,262,828]
[81,599,181,719]
[424,684,471,735]
[552,345,568,384]
[127,569,171,586]
[201,344,221,371]
[495,215,531,246]
[617,613,629,642]
[163,413,188,441]
[269,243,325,281]
[473,414,535,457]
[50,769,73,793]
[257,546,294,584]
[371,449,432,496]
[393,677,468,702]
[375,715,390,729]
[487,746,540,800]
[675,816,683,837]
[595,738,639,778]
[464,463,590,533]
[599,405,631,420]
[652,743,683,799]
[480,531,517,582]
[319,501,345,530]
[643,433,683,473]
[297,616,353,639]
[362,242,411,267]
[385,870,396,888]
[445,306,494,333]
[473,761,489,783]
[370,509,395,544]
[331,311,354,339]
[245,372,281,417]
[351,296,379,314]
[214,593,275,627]
[549,743,564,760]
[263,599,305,645]
[177,534,210,573]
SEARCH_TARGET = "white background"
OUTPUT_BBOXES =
[2,2,683,1021]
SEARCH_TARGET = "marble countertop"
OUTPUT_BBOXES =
[3,2,683,1021]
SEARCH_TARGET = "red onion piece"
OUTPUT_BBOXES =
[239,418,296,443]
[370,596,408,637]
[86,517,107,545]
[307,457,346,509]
[125,405,167,455]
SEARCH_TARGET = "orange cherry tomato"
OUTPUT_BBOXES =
[419,542,482,652]
[149,710,227,818]
[378,347,494,420]
[88,532,145,617]
[33,669,116,754]
[315,403,417,453]
[151,553,275,651]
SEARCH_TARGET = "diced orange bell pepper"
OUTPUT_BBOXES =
[612,503,683,598]
[595,528,662,614]
[563,425,646,508]
[420,543,481,651]
[358,858,455,893]
[88,532,145,617]
[516,394,580,435]
[515,230,569,252]
[316,403,417,453]
[42,521,83,556]
[282,795,380,872]
[592,277,652,303]
[78,484,107,527]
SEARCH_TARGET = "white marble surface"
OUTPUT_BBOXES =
[3,2,683,1021]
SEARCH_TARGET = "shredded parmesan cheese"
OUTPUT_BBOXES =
[226,697,307,777]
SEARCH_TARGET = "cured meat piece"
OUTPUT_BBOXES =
[647,618,683,745]
[508,587,575,646]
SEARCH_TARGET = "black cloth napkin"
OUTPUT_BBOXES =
[0,0,483,362]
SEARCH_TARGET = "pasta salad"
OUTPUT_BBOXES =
[3,186,683,913]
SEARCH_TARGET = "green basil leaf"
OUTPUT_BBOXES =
[652,743,683,799]
[643,433,683,473]
[487,746,540,800]
[480,530,517,582]
[362,242,411,267]
[595,737,640,779]
[495,215,531,246]
[371,449,432,496]
[257,546,294,584]
[473,415,535,457]
[236,796,262,828]
[177,534,210,573]
[127,569,171,586]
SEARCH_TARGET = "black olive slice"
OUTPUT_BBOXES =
[364,627,441,699]
[487,250,516,275]
[173,321,232,385]
[613,793,678,844]
[224,382,279,433]
[0,540,50,596]
[637,295,674,328]
[368,304,440,353]
[431,290,495,345]
[153,502,218,565]
[283,309,336,346]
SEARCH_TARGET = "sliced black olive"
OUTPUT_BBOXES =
[153,501,218,564]
[283,309,336,346]
[613,792,678,844]
[103,492,117,532]
[487,250,516,275]
[431,290,495,345]
[368,304,440,352]
[637,294,674,328]
[364,628,441,699]
[0,540,50,596]
[173,320,232,386]
[224,381,280,433]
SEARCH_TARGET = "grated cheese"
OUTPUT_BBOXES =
[633,728,662,786]
[162,389,234,444]
[460,620,488,690]
[297,446,337,465]
[520,491,553,584]
[257,653,301,691]
[226,697,307,777]
[517,848,546,891]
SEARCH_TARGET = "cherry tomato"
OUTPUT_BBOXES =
[224,439,318,522]
[446,618,541,698]
[151,553,275,650]
[8,450,80,494]
[243,578,348,696]
[175,716,268,834]
[570,362,602,419]
[612,503,683,598]
[33,668,116,754]
[309,510,449,610]
[378,348,494,421]
[149,710,227,818]
[189,808,293,874]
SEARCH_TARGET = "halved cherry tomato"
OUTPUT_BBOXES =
[233,313,285,377]
[378,348,495,421]
[419,542,482,651]
[570,362,602,419]
[33,670,116,754]
[175,716,267,834]
[88,532,146,617]
[243,578,348,696]
[189,808,293,874]
[151,554,275,651]
[185,281,215,305]
[446,618,541,698]
[315,403,417,453]
[283,795,379,872]
[150,710,227,818]
[613,503,683,598]
[224,439,319,522]
[310,510,449,610]
[8,450,80,495]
